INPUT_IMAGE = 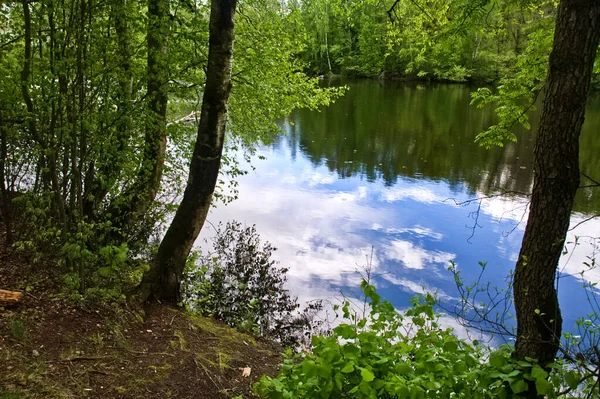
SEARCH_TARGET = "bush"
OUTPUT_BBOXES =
[254,281,594,399]
[184,221,323,347]
[12,193,146,304]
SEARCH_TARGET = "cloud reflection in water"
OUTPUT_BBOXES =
[198,80,600,337]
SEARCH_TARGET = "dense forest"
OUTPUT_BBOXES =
[295,0,598,83]
[1,0,600,398]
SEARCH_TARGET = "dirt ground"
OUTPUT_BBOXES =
[0,228,283,399]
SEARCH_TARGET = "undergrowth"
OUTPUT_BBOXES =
[183,221,324,347]
[255,281,597,399]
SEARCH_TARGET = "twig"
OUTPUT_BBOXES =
[60,355,113,362]
[569,215,600,231]
[579,172,600,189]
[194,358,222,391]
[128,351,176,357]
[87,369,114,376]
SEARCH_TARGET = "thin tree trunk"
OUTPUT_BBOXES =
[74,0,87,220]
[324,5,331,74]
[0,112,13,244]
[20,1,41,146]
[325,31,332,74]
[134,0,169,219]
[21,0,65,225]
[142,0,238,303]
[83,0,133,218]
[111,0,168,235]
[513,2,600,397]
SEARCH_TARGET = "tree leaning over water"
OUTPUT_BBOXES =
[0,0,339,299]
[512,0,600,395]
[142,0,238,303]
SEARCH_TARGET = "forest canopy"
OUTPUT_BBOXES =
[295,0,600,85]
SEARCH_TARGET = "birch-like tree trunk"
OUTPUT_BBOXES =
[142,0,238,303]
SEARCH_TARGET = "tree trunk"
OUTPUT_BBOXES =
[513,0,600,394]
[110,0,168,236]
[20,0,65,226]
[83,0,134,218]
[0,112,13,244]
[142,0,238,304]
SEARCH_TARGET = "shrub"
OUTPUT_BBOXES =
[254,280,593,399]
[183,221,323,347]
[12,193,146,304]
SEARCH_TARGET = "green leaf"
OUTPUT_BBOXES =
[396,362,412,375]
[489,352,506,368]
[535,378,551,395]
[334,372,344,390]
[360,368,375,382]
[510,379,528,394]
[341,361,355,373]
[301,360,317,377]
[530,366,548,380]
[335,324,357,339]
[443,337,459,352]
[565,370,580,389]
[413,317,425,327]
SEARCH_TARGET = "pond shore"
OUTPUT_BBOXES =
[0,226,282,399]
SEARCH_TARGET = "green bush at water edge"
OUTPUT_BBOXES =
[255,280,592,399]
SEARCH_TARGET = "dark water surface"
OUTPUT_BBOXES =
[201,79,600,339]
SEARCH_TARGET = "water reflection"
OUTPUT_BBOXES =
[201,80,600,336]
[282,80,535,194]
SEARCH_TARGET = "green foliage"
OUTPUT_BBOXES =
[1,0,343,299]
[255,281,597,399]
[230,0,346,146]
[11,194,144,303]
[471,4,555,147]
[7,317,27,341]
[184,221,324,347]
[292,0,555,82]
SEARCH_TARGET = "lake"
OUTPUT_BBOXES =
[200,79,600,341]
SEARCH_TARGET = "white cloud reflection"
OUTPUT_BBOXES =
[203,183,384,284]
[381,274,455,302]
[560,213,600,285]
[384,226,444,241]
[199,144,600,341]
[381,186,447,204]
[470,192,600,287]
[384,239,455,270]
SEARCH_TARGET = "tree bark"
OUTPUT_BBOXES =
[0,112,13,244]
[110,0,168,236]
[513,0,600,393]
[142,0,238,303]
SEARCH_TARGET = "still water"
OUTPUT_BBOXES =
[201,79,600,339]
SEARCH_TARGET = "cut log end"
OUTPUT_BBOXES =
[0,289,23,307]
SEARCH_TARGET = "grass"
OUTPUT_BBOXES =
[7,318,26,341]
[0,389,26,399]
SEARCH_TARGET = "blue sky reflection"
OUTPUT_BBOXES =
[199,106,600,339]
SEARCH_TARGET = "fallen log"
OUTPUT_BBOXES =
[0,289,22,307]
